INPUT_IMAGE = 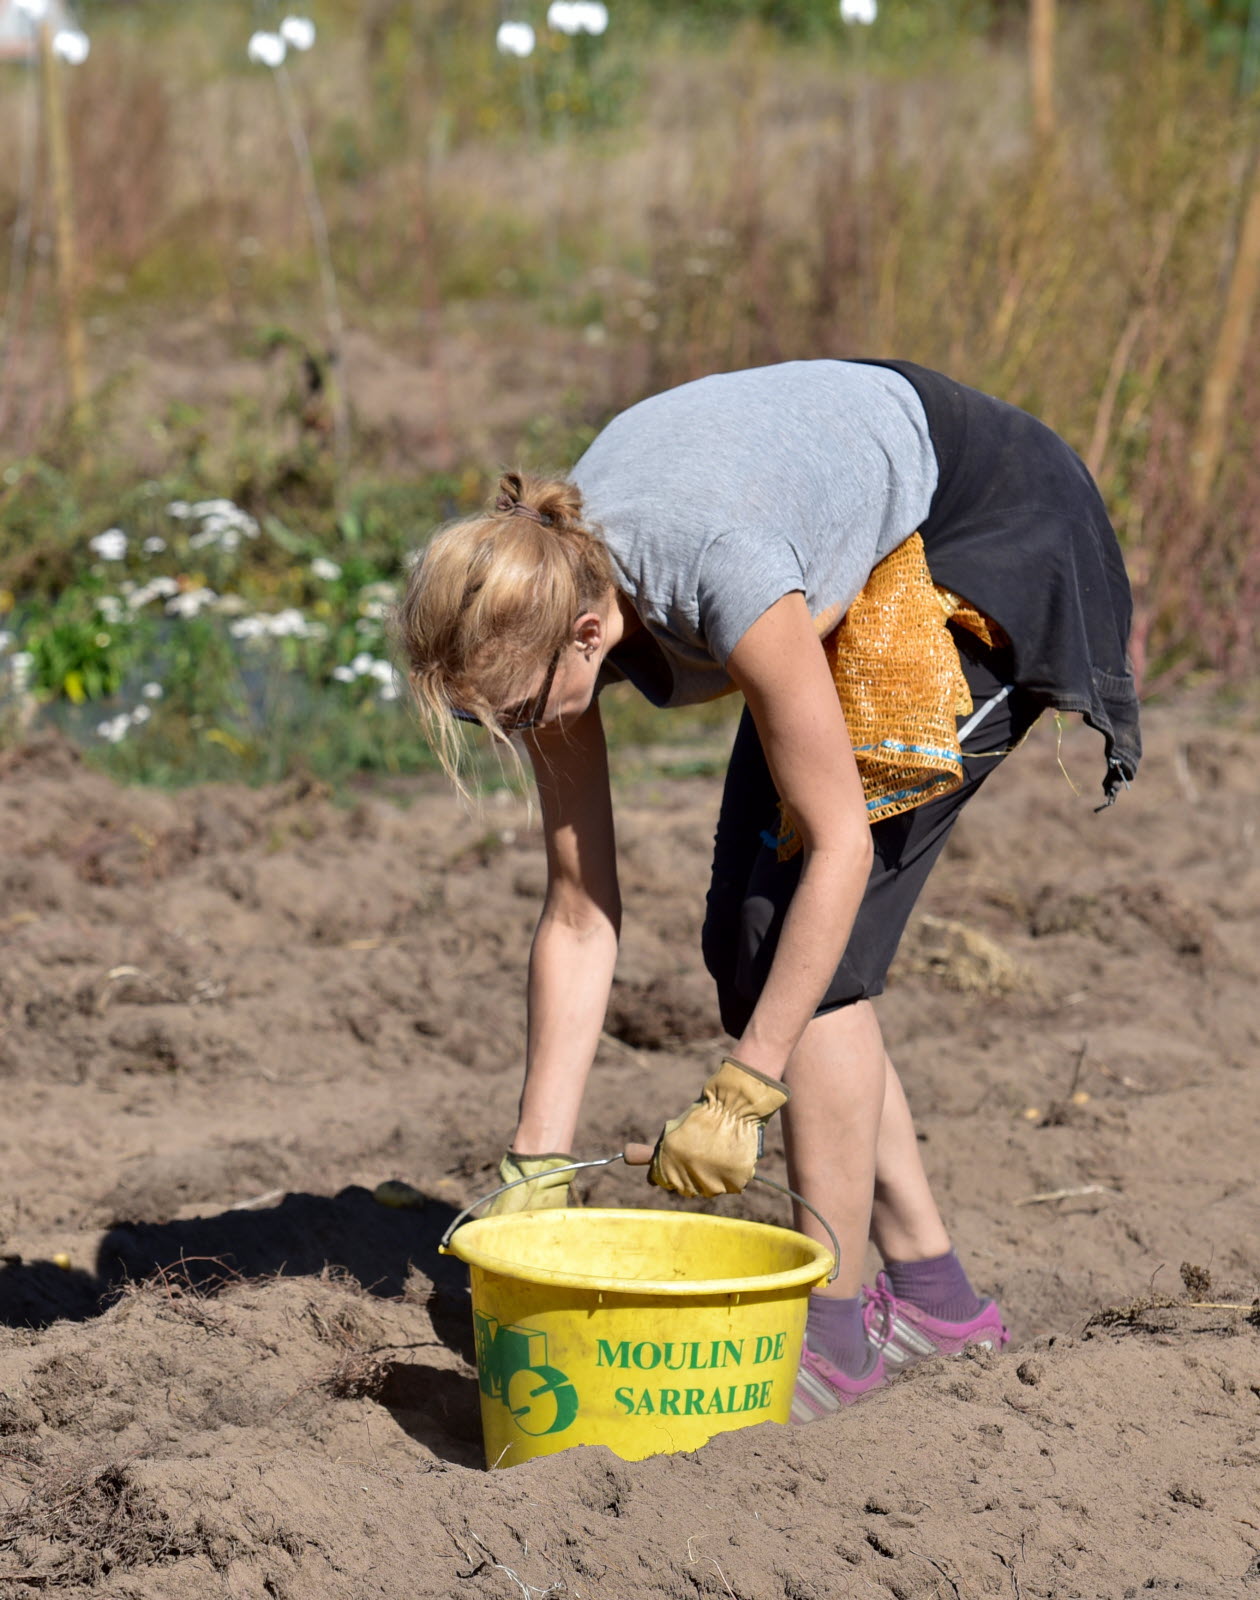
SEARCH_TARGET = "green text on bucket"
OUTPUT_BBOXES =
[595,1331,788,1371]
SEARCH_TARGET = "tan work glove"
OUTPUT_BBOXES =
[483,1151,581,1216]
[648,1057,790,1198]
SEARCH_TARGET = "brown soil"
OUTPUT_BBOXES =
[1,703,1258,1599]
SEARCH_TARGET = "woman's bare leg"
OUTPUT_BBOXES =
[870,1056,951,1266]
[782,1000,949,1298]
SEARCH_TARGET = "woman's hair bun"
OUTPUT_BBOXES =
[494,471,586,534]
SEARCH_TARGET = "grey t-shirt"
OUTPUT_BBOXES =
[570,360,938,706]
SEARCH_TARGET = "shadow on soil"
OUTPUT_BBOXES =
[379,1358,486,1466]
[0,1184,473,1358]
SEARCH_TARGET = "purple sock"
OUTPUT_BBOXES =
[805,1293,876,1378]
[884,1249,984,1324]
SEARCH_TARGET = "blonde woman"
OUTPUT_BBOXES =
[398,359,1139,1415]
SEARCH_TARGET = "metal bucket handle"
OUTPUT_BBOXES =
[438,1153,840,1283]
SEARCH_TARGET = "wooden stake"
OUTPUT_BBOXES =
[1029,0,1056,145]
[1190,144,1260,510]
[38,21,88,426]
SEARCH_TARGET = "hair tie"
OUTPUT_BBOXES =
[495,494,550,527]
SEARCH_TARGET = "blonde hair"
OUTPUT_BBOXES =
[396,471,617,785]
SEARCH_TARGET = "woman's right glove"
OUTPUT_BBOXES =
[484,1151,581,1215]
[648,1057,790,1198]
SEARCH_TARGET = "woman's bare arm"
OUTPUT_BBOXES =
[511,699,621,1153]
[724,590,874,1080]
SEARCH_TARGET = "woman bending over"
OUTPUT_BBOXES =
[398,359,1139,1414]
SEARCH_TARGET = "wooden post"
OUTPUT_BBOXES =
[1190,147,1260,510]
[38,21,88,425]
[1029,0,1056,145]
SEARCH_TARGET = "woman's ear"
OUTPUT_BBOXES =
[573,611,604,658]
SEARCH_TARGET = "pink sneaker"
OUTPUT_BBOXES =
[862,1271,1010,1373]
[790,1342,888,1422]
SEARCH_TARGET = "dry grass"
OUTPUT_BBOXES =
[0,1457,238,1588]
[1083,1261,1260,1337]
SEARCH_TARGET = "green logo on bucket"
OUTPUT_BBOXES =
[473,1313,579,1437]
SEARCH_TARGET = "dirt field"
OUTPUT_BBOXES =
[1,701,1258,1599]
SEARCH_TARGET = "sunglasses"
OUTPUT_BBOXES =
[451,645,562,733]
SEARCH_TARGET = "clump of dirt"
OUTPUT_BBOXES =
[894,912,1030,994]
[0,703,1257,1597]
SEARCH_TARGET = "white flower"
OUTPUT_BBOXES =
[575,2,608,34]
[142,682,164,700]
[95,699,157,742]
[172,499,259,553]
[189,524,233,552]
[367,659,403,700]
[549,1,608,33]
[547,2,579,32]
[127,576,180,608]
[51,28,90,64]
[247,30,287,68]
[165,587,218,619]
[229,608,325,642]
[97,596,125,624]
[496,20,535,56]
[95,714,131,744]
[310,557,342,581]
[331,665,356,683]
[0,631,12,653]
[279,15,316,51]
[270,608,318,638]
[8,651,33,691]
[840,0,877,22]
[142,536,166,554]
[89,528,127,562]
[351,651,375,674]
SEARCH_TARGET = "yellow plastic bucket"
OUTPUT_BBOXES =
[442,1207,834,1468]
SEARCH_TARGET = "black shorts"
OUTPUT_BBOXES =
[701,629,1041,1037]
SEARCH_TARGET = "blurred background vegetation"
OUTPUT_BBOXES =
[0,0,1257,788]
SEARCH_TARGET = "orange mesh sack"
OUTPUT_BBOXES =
[777,532,1005,858]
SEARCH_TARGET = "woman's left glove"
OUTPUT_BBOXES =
[648,1058,790,1198]
[484,1151,581,1216]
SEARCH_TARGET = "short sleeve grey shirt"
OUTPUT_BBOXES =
[569,361,938,706]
